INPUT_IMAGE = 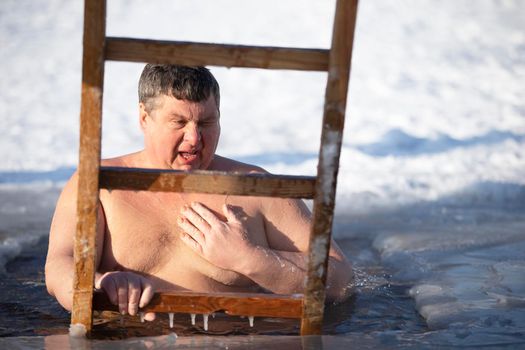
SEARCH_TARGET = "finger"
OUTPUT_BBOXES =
[127,276,140,316]
[177,217,205,245]
[222,203,240,223]
[144,312,156,321]
[102,275,119,306]
[180,232,203,255]
[117,277,129,315]
[181,205,211,232]
[191,202,222,226]
[139,279,154,309]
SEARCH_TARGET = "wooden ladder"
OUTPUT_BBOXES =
[72,0,358,336]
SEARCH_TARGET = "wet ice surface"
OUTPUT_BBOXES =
[336,201,525,347]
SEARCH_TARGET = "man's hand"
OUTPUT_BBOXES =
[177,202,256,271]
[95,271,155,321]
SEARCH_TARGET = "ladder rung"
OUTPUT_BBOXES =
[93,291,303,319]
[99,167,316,198]
[105,37,329,71]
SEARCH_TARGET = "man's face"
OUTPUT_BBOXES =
[140,94,220,171]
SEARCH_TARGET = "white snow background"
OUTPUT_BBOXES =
[2,0,523,210]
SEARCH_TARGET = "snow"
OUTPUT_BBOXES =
[2,0,523,212]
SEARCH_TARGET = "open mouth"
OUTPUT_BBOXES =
[179,150,198,162]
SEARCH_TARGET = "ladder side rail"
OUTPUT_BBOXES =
[105,37,330,71]
[301,0,359,335]
[71,0,106,334]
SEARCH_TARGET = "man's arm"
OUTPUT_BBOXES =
[242,197,352,301]
[45,172,103,310]
[178,199,353,302]
[45,173,155,318]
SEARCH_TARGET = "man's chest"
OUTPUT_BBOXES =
[97,191,269,280]
[98,191,182,273]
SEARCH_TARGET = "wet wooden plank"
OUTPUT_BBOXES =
[105,37,329,71]
[93,291,304,319]
[99,167,316,199]
[301,0,359,336]
[71,0,106,334]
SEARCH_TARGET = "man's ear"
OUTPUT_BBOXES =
[139,102,149,131]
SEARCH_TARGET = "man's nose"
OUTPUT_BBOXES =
[183,123,201,144]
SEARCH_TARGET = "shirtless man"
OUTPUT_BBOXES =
[45,64,352,321]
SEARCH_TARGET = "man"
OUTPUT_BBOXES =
[45,64,352,321]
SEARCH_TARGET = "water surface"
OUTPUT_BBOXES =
[1,186,524,348]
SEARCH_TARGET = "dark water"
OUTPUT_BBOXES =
[1,187,524,348]
[3,233,522,349]
[0,233,425,339]
[0,236,69,337]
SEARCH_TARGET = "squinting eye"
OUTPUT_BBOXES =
[171,121,185,127]
[200,120,217,126]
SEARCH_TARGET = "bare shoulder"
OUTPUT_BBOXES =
[101,152,141,167]
[209,155,267,174]
[55,154,135,198]
[49,151,143,260]
[209,155,308,214]
[59,153,135,192]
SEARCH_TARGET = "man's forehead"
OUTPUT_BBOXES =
[158,95,219,118]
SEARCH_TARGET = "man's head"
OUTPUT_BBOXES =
[138,64,221,171]
[138,64,220,113]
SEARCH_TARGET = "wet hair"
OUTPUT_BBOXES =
[138,64,220,113]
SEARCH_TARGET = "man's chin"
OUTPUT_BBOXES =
[174,164,197,171]
[173,161,202,171]
[172,156,214,171]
